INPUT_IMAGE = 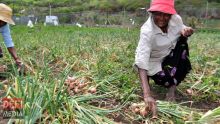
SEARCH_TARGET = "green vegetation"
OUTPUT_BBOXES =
[2,0,150,14]
[1,0,220,15]
[0,25,219,123]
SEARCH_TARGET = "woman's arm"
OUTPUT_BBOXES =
[138,68,151,98]
[1,24,22,67]
[7,47,22,66]
[138,68,157,118]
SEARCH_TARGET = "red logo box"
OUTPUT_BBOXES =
[1,97,23,119]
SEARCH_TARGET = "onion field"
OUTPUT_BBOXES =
[0,25,220,124]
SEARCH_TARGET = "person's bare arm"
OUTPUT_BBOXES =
[7,47,22,67]
[138,68,151,98]
[138,68,157,118]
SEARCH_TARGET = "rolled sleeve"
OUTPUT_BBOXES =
[1,24,14,48]
[170,14,187,34]
[134,30,152,72]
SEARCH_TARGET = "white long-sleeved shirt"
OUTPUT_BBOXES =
[134,14,186,76]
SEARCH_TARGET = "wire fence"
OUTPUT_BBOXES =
[13,10,147,27]
[13,8,220,29]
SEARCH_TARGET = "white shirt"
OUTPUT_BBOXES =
[134,14,186,76]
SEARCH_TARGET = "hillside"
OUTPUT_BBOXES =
[1,0,220,28]
[1,0,220,15]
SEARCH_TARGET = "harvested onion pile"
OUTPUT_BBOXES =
[129,100,204,123]
[130,102,158,119]
[130,102,150,117]
[65,76,97,96]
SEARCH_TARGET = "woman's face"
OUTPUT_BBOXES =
[152,11,171,29]
[0,20,7,27]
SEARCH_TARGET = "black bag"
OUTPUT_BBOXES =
[151,36,192,88]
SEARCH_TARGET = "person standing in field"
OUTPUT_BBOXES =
[134,0,194,118]
[0,3,23,70]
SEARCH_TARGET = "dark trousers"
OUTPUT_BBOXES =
[151,36,192,88]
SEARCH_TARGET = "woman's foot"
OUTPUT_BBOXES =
[165,85,176,102]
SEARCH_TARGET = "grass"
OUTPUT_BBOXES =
[0,25,219,124]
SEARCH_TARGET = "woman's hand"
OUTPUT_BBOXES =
[15,58,23,68]
[181,27,194,37]
[138,68,158,118]
[144,96,158,118]
[15,58,26,75]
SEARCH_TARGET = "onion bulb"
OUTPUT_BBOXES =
[67,76,76,81]
[78,83,87,88]
[186,89,193,95]
[69,83,74,89]
[74,87,79,93]
[134,107,140,114]
[140,108,148,117]
[131,103,138,109]
[88,87,96,93]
